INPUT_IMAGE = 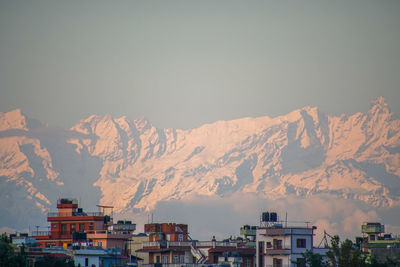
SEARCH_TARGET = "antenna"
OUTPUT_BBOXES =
[285,212,288,228]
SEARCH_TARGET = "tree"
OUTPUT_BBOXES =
[300,249,329,267]
[0,233,28,267]
[326,235,367,267]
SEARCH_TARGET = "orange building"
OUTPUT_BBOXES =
[33,198,135,253]
[138,223,193,264]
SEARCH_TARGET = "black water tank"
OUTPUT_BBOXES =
[262,212,270,222]
[270,212,278,222]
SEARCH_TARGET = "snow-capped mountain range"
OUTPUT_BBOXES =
[0,97,399,230]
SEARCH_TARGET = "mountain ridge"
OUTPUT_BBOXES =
[0,97,399,231]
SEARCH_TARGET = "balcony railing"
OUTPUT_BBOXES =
[142,264,220,267]
[142,241,239,249]
[264,248,291,255]
[47,211,104,217]
[142,241,192,249]
[196,241,237,247]
[32,231,51,236]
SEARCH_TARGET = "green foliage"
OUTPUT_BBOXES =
[326,235,367,267]
[0,233,28,267]
[369,253,400,267]
[301,249,329,267]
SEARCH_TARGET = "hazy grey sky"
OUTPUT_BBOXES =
[1,0,399,129]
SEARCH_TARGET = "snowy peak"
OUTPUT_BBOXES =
[368,96,394,121]
[0,97,399,227]
[0,109,29,131]
[0,109,43,131]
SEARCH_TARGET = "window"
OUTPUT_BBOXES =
[79,223,85,232]
[89,222,94,231]
[296,238,306,248]
[156,256,160,263]
[173,255,179,264]
[61,224,67,235]
[273,239,282,249]
[85,257,89,267]
[266,242,272,248]
[246,258,251,267]
[162,255,169,263]
[258,241,265,253]
[52,224,57,229]
[70,224,76,234]
[178,234,183,242]
[296,257,306,267]
[98,242,102,247]
[180,255,185,263]
[273,258,282,267]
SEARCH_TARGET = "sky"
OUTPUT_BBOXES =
[0,0,399,130]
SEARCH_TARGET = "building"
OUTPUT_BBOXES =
[137,223,255,267]
[128,233,150,267]
[360,222,400,264]
[73,246,127,267]
[256,212,326,267]
[33,198,135,253]
[137,223,195,265]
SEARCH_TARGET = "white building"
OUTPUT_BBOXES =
[256,213,327,267]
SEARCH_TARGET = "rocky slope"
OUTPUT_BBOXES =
[0,97,399,229]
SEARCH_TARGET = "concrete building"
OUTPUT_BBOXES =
[73,247,127,267]
[137,223,255,267]
[360,222,400,264]
[33,198,135,254]
[137,223,195,265]
[129,233,150,267]
[256,212,326,267]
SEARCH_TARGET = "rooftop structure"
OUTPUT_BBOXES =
[138,222,255,267]
[360,222,400,264]
[256,211,326,267]
[32,198,135,254]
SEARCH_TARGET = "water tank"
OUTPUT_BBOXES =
[270,212,278,222]
[262,212,270,222]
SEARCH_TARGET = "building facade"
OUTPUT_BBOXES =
[33,198,135,253]
[360,222,400,264]
[137,223,255,267]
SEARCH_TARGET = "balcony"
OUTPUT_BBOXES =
[31,231,51,236]
[47,211,104,217]
[143,264,219,267]
[196,241,237,247]
[264,248,291,255]
[142,241,193,249]
[86,230,132,240]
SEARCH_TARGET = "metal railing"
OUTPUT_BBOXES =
[47,211,104,217]
[142,241,238,249]
[264,248,291,255]
[142,241,192,249]
[142,264,221,267]
[31,231,51,236]
[196,241,237,247]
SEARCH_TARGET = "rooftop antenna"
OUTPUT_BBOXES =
[285,212,288,228]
